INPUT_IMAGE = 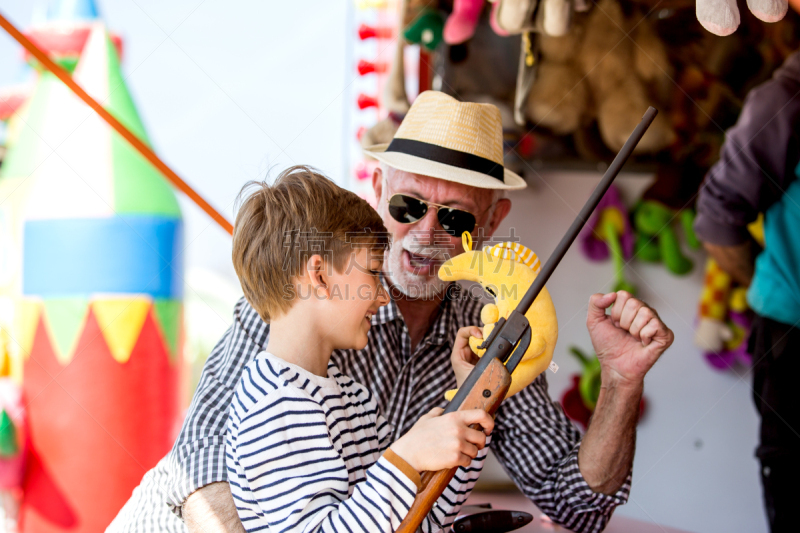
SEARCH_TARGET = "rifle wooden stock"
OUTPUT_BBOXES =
[396,358,512,533]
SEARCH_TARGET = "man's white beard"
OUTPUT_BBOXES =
[384,234,452,300]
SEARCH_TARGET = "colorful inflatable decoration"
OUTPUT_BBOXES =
[0,2,183,531]
[439,233,558,400]
[0,338,26,532]
[23,0,123,72]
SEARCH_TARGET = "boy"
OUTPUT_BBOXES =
[227,166,494,533]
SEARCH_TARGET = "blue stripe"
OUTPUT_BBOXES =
[23,216,182,298]
[239,409,323,436]
[238,432,330,458]
[256,474,348,504]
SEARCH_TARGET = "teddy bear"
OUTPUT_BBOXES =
[524,0,675,155]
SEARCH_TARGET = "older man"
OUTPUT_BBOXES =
[109,91,672,533]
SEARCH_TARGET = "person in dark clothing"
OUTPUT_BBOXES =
[695,50,800,533]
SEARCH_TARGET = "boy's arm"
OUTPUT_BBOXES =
[419,438,491,532]
[233,393,421,533]
[376,405,489,533]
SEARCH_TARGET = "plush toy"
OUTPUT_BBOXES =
[444,0,485,44]
[491,0,573,37]
[632,160,703,275]
[696,0,788,37]
[694,216,763,369]
[579,184,636,294]
[438,233,558,400]
[404,7,445,50]
[695,258,734,354]
[632,200,699,276]
[695,260,753,369]
[523,0,675,153]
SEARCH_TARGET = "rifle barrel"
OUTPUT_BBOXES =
[516,107,658,313]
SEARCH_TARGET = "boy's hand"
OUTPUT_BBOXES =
[451,326,482,388]
[390,407,494,473]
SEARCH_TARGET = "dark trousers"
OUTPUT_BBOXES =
[749,314,800,533]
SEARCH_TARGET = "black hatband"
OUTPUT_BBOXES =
[385,138,504,182]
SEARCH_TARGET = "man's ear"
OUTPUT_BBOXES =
[372,165,383,201]
[485,198,512,237]
[306,255,329,298]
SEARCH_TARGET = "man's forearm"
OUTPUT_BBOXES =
[703,241,757,286]
[183,482,245,533]
[577,374,642,495]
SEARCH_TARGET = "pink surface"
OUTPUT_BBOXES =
[464,491,694,533]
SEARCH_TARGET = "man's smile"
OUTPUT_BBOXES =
[402,249,443,276]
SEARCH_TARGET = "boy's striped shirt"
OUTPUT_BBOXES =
[226,352,488,533]
[108,282,630,533]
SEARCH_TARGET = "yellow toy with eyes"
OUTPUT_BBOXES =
[439,233,558,400]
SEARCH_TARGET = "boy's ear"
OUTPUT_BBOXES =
[306,255,329,297]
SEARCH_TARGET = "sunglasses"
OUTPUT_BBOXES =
[387,193,482,237]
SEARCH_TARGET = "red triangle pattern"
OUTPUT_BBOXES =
[20,305,182,533]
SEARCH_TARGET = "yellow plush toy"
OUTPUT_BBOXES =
[439,233,559,400]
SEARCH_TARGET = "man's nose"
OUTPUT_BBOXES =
[410,207,440,244]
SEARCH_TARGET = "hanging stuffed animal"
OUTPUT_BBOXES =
[523,0,675,152]
[444,0,485,44]
[696,0,788,37]
[405,6,445,50]
[438,233,558,400]
[491,0,573,37]
[441,0,576,45]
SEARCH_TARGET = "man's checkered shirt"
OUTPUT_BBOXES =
[108,286,629,533]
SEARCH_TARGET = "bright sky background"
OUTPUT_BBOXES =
[0,0,352,284]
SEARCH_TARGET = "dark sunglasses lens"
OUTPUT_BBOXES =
[388,194,428,223]
[437,208,476,237]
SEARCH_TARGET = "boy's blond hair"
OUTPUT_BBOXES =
[233,165,389,322]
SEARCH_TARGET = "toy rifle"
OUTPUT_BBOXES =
[396,107,658,533]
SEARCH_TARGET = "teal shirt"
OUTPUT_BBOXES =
[747,170,800,326]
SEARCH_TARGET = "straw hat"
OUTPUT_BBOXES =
[364,91,527,190]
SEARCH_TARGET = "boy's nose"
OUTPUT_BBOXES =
[376,284,390,306]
